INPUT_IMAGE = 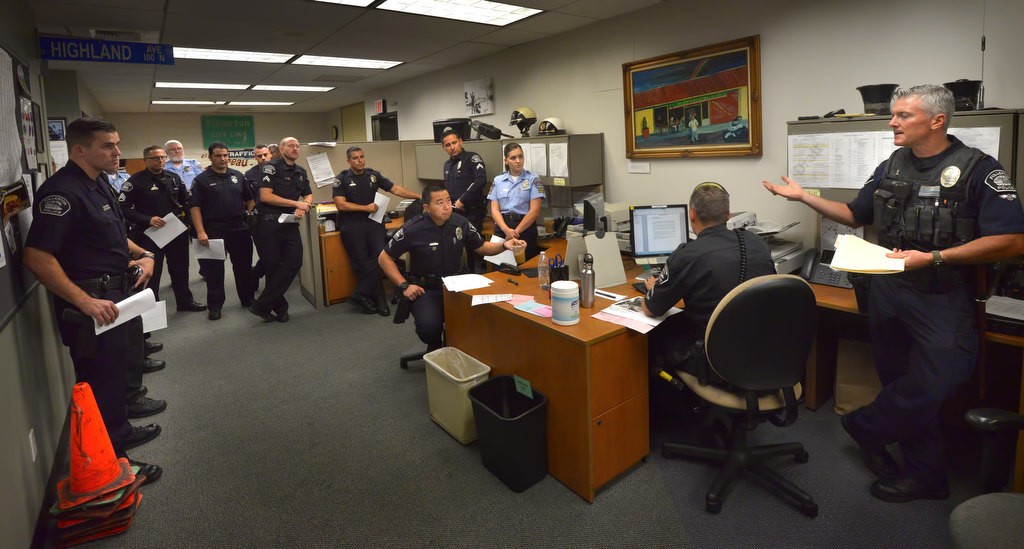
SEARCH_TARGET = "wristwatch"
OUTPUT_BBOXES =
[931,250,943,266]
[399,281,410,291]
[140,251,156,260]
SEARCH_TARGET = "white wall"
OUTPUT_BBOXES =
[365,0,1024,247]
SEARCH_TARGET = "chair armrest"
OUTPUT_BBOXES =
[966,408,1024,433]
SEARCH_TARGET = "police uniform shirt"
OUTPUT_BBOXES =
[644,224,776,327]
[26,161,129,279]
[257,158,312,216]
[331,168,395,223]
[848,135,1024,238]
[190,167,251,225]
[243,163,263,205]
[118,169,189,230]
[487,169,544,215]
[104,170,128,193]
[165,158,203,191]
[384,211,485,276]
[443,150,486,211]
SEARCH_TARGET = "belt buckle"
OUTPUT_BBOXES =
[99,273,110,291]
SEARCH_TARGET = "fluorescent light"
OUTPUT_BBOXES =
[152,100,226,105]
[173,47,293,64]
[377,0,541,26]
[293,55,402,70]
[228,102,295,106]
[252,85,335,92]
[155,82,250,90]
[313,0,375,5]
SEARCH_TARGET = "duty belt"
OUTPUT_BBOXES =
[503,213,525,222]
[74,274,129,294]
[261,213,282,221]
[408,274,441,289]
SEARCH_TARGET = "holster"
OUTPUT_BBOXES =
[61,308,98,359]
[393,296,412,324]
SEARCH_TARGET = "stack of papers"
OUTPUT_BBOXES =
[441,274,493,292]
[592,296,682,334]
[830,234,904,274]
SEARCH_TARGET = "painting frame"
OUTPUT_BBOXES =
[623,35,762,159]
[47,117,66,142]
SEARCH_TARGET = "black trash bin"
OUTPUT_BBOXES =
[468,375,548,492]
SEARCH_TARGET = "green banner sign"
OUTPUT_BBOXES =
[201,115,255,149]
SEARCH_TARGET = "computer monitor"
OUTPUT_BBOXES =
[629,204,689,265]
[432,118,472,143]
[583,195,605,232]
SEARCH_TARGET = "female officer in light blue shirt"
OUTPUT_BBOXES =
[488,142,545,259]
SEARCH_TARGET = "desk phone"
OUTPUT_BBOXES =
[801,249,852,289]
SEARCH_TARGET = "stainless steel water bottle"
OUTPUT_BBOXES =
[580,253,595,308]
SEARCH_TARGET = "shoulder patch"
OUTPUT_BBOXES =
[332,177,342,188]
[393,227,405,241]
[262,164,276,176]
[121,181,133,192]
[984,169,1014,194]
[470,154,483,164]
[39,195,71,216]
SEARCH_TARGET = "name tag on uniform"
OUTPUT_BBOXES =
[102,204,111,211]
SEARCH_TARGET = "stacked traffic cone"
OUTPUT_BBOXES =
[49,383,149,547]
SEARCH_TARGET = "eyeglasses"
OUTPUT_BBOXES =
[145,155,168,160]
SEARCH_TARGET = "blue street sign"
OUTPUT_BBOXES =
[40,37,175,65]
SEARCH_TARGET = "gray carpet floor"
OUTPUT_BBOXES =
[43,260,981,548]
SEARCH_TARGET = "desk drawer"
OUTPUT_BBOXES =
[592,392,649,488]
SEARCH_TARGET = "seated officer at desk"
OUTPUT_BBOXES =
[378,185,523,351]
[642,182,775,384]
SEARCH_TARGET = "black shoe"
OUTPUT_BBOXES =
[870,476,950,503]
[142,358,166,373]
[841,414,901,480]
[128,459,163,486]
[351,295,377,314]
[123,424,161,450]
[248,305,275,322]
[143,340,163,356]
[177,300,207,312]
[241,298,254,308]
[275,311,289,323]
[208,309,222,320]
[127,395,167,418]
[376,298,391,317]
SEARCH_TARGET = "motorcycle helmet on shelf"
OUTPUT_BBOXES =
[509,106,537,137]
[537,117,565,135]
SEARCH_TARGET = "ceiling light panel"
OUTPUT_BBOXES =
[173,47,293,63]
[292,56,402,69]
[228,102,295,106]
[155,82,250,90]
[377,0,541,26]
[251,85,335,92]
[152,100,226,105]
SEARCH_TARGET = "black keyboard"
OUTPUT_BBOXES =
[632,282,648,294]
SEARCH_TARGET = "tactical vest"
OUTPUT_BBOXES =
[872,145,985,292]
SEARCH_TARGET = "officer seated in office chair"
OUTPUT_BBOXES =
[640,183,775,414]
[378,185,524,351]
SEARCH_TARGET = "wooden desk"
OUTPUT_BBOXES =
[444,241,650,502]
[317,218,404,307]
[806,283,1024,491]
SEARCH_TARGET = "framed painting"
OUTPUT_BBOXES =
[623,35,762,158]
[47,118,66,141]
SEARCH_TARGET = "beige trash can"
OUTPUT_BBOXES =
[424,347,491,443]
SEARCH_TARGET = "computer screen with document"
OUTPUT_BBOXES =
[629,204,689,265]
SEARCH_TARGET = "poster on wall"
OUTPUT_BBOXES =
[0,48,25,184]
[464,77,494,117]
[19,96,36,166]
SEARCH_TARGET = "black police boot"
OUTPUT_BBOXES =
[351,295,377,314]
[144,340,163,356]
[123,424,161,450]
[143,357,166,373]
[177,300,207,312]
[376,295,391,317]
[128,459,163,485]
[127,395,167,418]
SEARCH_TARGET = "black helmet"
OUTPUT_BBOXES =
[509,106,537,137]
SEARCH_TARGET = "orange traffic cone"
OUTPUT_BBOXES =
[56,383,135,510]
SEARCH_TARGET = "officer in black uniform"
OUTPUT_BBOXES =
[249,137,312,323]
[379,185,522,350]
[244,144,273,282]
[190,142,257,320]
[333,146,420,316]
[119,145,206,312]
[643,182,776,382]
[24,118,162,482]
[441,129,488,272]
[764,84,1024,502]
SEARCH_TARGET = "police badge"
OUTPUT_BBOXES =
[231,175,238,184]
[455,226,463,241]
[940,166,961,188]
[371,174,377,184]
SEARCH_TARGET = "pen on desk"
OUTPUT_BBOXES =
[594,289,617,299]
[507,278,519,285]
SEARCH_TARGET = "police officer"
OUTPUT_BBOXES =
[489,142,545,260]
[163,139,204,191]
[249,137,312,323]
[441,129,487,271]
[24,117,162,482]
[244,144,273,281]
[102,164,129,193]
[120,145,206,312]
[333,146,420,316]
[190,142,257,320]
[379,185,522,351]
[763,84,1024,502]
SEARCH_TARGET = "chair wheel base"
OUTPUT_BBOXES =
[801,502,819,517]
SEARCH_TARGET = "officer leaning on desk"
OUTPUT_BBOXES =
[378,185,524,351]
[763,84,1024,503]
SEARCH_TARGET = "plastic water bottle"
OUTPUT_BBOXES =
[538,250,550,291]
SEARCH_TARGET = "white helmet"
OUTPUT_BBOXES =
[538,117,565,135]
[509,106,537,137]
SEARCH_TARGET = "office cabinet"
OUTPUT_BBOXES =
[319,231,356,305]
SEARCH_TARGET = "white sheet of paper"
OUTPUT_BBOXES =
[368,192,390,223]
[193,239,226,260]
[600,296,682,327]
[549,143,569,177]
[830,234,905,274]
[278,214,299,224]
[530,143,547,176]
[471,293,513,306]
[306,152,337,188]
[95,288,156,335]
[141,301,167,332]
[986,295,1024,322]
[441,274,493,292]
[483,235,516,266]
[143,213,187,249]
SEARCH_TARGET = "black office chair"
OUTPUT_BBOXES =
[661,274,819,516]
